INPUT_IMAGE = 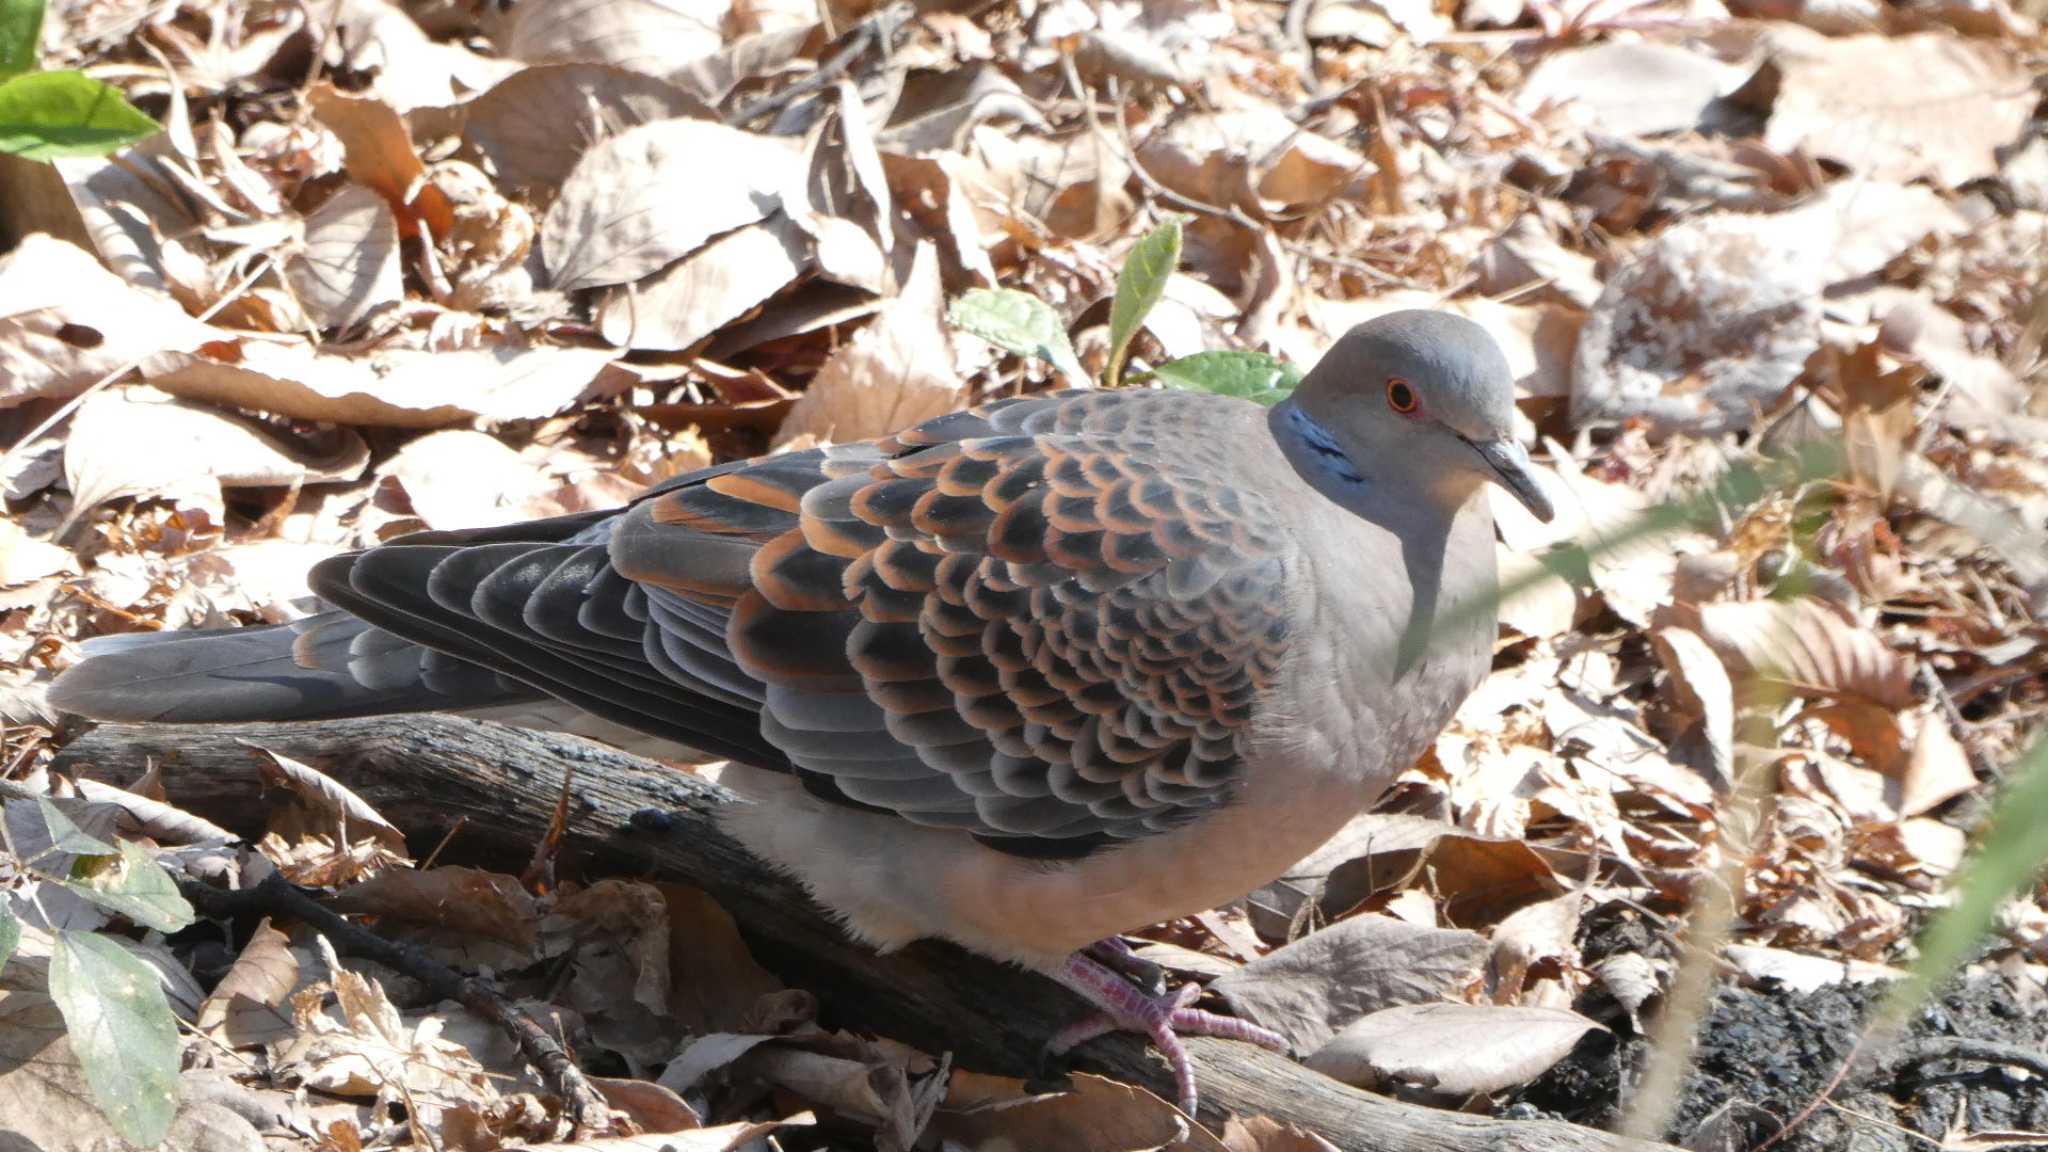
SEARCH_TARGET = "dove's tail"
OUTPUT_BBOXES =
[49,611,542,725]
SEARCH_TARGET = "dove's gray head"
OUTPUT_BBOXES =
[1280,310,1554,523]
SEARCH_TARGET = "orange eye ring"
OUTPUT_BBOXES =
[1386,377,1419,415]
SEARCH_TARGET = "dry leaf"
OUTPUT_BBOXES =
[542,118,801,291]
[1139,106,1371,216]
[0,234,223,408]
[596,214,812,351]
[276,941,496,1127]
[379,430,554,530]
[1652,626,1735,786]
[326,866,540,949]
[657,883,785,1034]
[773,243,963,445]
[1489,893,1583,1004]
[458,64,715,195]
[929,1071,1227,1152]
[1807,181,1967,285]
[1221,1115,1341,1152]
[197,917,300,1048]
[493,0,729,82]
[1723,943,1905,992]
[1305,1002,1605,1094]
[1690,597,1914,707]
[1518,41,1753,138]
[307,84,454,237]
[62,386,369,524]
[1763,30,2035,186]
[1212,914,1487,1053]
[515,1117,812,1151]
[243,742,409,851]
[150,339,623,426]
[286,184,403,331]
[323,0,519,111]
[1245,813,1454,940]
[1896,713,1977,818]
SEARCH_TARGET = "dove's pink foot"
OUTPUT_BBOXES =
[1048,947,1289,1115]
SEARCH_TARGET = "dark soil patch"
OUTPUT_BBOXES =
[1511,906,2048,1151]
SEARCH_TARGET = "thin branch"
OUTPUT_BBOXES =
[727,2,913,127]
[1056,52,1424,290]
[178,872,613,1138]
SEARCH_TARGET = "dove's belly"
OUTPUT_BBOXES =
[718,751,1375,971]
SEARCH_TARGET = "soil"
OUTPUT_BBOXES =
[1509,903,2048,1151]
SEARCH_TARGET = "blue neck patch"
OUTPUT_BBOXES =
[1284,403,1365,486]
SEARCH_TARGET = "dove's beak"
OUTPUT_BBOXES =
[1469,436,1554,523]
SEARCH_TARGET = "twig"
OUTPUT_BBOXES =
[1884,1036,2048,1083]
[727,2,912,127]
[177,872,612,1137]
[1752,1034,1865,1152]
[1918,664,1997,781]
[1056,53,1423,291]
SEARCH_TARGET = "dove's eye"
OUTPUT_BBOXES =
[1386,378,1419,416]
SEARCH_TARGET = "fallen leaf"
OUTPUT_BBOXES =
[307,83,453,237]
[1763,29,2035,186]
[657,882,785,1034]
[457,64,714,196]
[774,243,964,445]
[492,0,728,83]
[1138,105,1371,216]
[590,1076,701,1134]
[1221,1115,1341,1152]
[516,1116,813,1151]
[62,386,369,525]
[378,429,553,530]
[0,234,222,408]
[196,917,299,1047]
[596,213,812,351]
[542,117,801,292]
[1489,893,1583,1004]
[1689,596,1914,707]
[326,866,539,950]
[1518,41,1753,138]
[243,742,408,852]
[275,940,496,1127]
[1652,627,1736,787]
[322,0,519,111]
[1212,913,1487,1053]
[1306,1002,1604,1094]
[1723,943,1906,992]
[1896,713,1977,819]
[285,184,403,332]
[150,338,623,426]
[930,1071,1227,1151]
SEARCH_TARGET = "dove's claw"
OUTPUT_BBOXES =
[1049,949,1287,1116]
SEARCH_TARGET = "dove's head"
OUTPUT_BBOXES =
[1284,310,1554,523]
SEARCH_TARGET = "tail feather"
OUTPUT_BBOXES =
[50,611,542,724]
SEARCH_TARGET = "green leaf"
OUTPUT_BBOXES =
[948,287,1089,387]
[49,930,181,1147]
[1150,350,1302,406]
[1104,215,1184,388]
[0,0,43,83]
[0,904,18,974]
[37,797,115,858]
[0,70,159,161]
[62,840,195,934]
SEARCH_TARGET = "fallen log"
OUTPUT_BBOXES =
[55,714,1677,1152]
